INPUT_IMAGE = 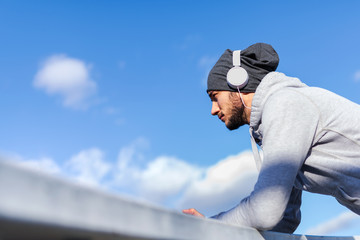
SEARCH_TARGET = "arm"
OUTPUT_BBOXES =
[211,187,302,233]
[212,90,319,230]
[269,187,302,233]
[188,187,302,233]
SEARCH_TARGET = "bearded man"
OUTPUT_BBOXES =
[183,43,360,233]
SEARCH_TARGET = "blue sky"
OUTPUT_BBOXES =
[1,0,360,236]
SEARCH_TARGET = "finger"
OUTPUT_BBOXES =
[182,208,204,217]
[182,209,194,214]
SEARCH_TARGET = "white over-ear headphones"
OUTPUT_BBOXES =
[226,50,249,89]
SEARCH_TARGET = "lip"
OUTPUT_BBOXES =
[219,115,225,122]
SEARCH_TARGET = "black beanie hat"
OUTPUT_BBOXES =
[207,43,279,93]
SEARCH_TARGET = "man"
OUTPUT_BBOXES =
[183,43,360,233]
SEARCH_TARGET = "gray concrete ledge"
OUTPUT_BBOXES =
[0,159,358,240]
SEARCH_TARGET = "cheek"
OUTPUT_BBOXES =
[217,99,227,111]
[217,102,225,112]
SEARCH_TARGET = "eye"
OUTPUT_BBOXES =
[209,91,218,101]
[210,95,217,101]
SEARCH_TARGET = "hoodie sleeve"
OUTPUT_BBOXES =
[269,187,302,233]
[212,89,319,231]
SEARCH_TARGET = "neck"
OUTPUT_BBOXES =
[239,92,254,124]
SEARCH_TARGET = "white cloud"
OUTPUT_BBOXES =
[306,211,360,235]
[177,151,258,215]
[64,148,111,186]
[116,137,149,172]
[33,54,97,109]
[0,151,61,175]
[1,145,258,217]
[137,156,203,203]
[110,139,258,209]
[111,148,258,212]
[105,138,150,193]
[18,157,62,174]
[354,70,360,82]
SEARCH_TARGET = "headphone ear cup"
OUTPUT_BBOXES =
[227,66,249,89]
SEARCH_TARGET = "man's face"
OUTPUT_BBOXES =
[208,91,247,130]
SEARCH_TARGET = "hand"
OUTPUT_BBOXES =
[182,208,205,218]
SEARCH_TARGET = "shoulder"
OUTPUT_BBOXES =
[261,88,320,128]
[264,88,315,111]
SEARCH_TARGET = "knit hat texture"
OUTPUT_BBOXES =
[207,43,279,93]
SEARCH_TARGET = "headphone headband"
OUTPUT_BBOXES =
[233,50,241,67]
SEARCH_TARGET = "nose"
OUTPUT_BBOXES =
[211,101,220,116]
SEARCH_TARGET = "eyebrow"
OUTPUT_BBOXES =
[208,91,216,100]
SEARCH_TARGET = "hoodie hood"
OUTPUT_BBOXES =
[248,72,308,171]
[250,72,308,131]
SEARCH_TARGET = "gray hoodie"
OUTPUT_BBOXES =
[212,72,360,233]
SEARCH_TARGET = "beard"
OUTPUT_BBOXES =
[225,95,247,131]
